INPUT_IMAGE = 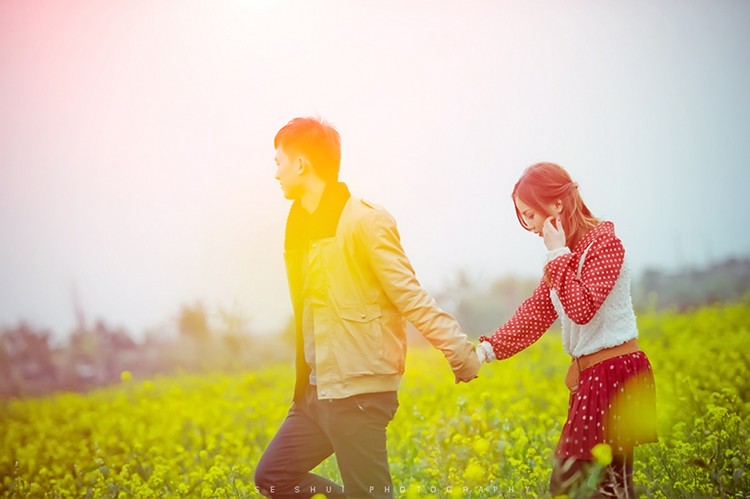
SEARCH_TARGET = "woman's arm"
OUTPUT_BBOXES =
[546,230,625,325]
[478,278,558,361]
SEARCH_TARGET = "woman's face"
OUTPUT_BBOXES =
[515,196,561,237]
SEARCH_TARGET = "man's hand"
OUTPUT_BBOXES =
[454,345,482,383]
[456,341,495,383]
[455,373,478,384]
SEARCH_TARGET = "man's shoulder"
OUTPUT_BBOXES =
[346,196,387,215]
[358,197,384,211]
[343,196,396,228]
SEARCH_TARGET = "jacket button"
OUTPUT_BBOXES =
[360,313,366,320]
[320,391,326,397]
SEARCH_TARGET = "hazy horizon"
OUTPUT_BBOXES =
[2,1,749,340]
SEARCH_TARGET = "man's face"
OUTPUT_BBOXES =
[274,146,303,200]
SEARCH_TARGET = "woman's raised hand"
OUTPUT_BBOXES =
[542,216,566,251]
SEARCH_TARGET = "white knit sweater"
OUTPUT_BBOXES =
[548,244,638,358]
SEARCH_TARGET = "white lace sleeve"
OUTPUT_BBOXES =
[546,246,571,263]
[477,341,496,363]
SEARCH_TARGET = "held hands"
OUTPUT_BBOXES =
[543,216,566,251]
[454,365,479,384]
[455,342,494,384]
[454,344,482,384]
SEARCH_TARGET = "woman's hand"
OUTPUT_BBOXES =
[476,341,495,364]
[543,216,566,251]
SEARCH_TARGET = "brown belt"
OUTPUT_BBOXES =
[564,339,640,393]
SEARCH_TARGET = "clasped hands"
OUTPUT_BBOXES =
[455,217,566,384]
[454,341,494,384]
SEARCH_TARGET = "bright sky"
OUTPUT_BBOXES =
[1,1,749,340]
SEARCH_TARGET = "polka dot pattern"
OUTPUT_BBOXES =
[555,351,657,460]
[478,275,557,359]
[547,222,625,325]
[479,222,624,360]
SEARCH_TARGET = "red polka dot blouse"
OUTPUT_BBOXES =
[479,221,638,360]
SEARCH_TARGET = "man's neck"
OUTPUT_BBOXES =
[300,180,327,214]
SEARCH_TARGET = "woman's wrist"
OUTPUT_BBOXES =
[477,341,496,363]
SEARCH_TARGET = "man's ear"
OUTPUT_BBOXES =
[296,155,309,175]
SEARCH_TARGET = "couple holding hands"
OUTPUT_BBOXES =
[254,117,657,498]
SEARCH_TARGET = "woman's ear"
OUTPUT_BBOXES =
[551,199,563,215]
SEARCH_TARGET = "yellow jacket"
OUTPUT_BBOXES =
[285,196,480,400]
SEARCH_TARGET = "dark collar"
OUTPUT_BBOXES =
[285,182,351,250]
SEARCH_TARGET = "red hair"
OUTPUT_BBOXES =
[512,162,599,251]
[274,117,341,182]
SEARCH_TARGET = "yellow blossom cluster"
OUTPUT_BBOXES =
[1,300,749,497]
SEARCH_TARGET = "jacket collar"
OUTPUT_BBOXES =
[285,182,351,250]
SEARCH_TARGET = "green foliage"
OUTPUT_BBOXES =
[636,298,750,498]
[1,302,749,497]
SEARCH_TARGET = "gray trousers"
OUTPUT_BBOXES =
[255,386,399,498]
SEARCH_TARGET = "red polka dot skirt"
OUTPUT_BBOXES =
[555,351,657,460]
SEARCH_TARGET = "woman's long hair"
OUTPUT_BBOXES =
[512,162,599,251]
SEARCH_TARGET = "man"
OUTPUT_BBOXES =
[254,117,481,498]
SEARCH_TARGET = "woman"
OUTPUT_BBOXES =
[476,162,657,496]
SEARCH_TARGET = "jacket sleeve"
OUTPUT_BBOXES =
[545,231,625,325]
[358,208,480,379]
[478,278,558,360]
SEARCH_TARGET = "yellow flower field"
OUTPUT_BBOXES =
[2,301,749,498]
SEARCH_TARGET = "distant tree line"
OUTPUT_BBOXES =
[439,256,750,336]
[0,302,281,398]
[633,257,750,312]
[2,257,748,398]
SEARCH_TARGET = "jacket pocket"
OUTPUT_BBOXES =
[340,305,382,335]
[336,305,386,374]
